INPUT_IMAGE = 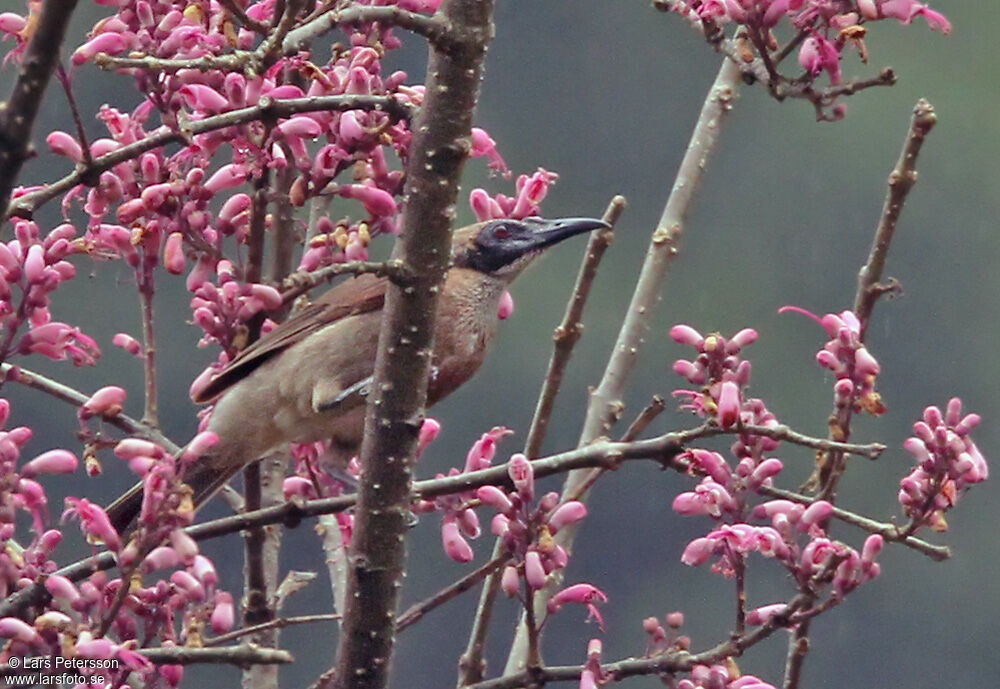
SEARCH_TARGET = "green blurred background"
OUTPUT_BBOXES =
[2,1,997,687]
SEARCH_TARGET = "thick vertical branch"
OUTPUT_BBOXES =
[504,55,743,673]
[0,0,79,212]
[327,3,495,689]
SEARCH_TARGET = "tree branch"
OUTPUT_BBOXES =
[327,2,495,688]
[0,0,79,212]
[283,5,452,53]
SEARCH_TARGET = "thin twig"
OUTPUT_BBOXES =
[137,266,159,427]
[809,100,938,498]
[396,556,506,632]
[136,645,293,666]
[207,614,340,647]
[0,363,179,452]
[280,259,408,302]
[282,5,451,52]
[523,196,624,458]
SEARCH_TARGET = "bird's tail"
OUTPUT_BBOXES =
[105,454,243,535]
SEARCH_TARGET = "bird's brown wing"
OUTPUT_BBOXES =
[192,273,389,403]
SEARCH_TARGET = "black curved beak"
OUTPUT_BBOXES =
[526,217,610,251]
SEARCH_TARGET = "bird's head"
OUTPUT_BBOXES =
[451,217,609,280]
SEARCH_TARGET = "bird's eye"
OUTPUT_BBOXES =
[493,227,511,239]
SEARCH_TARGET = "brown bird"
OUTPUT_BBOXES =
[107,216,608,531]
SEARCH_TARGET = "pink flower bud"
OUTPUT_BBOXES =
[170,529,199,564]
[861,534,883,565]
[81,386,127,419]
[501,564,520,596]
[143,546,181,573]
[548,583,608,611]
[72,32,128,66]
[178,84,229,113]
[45,574,81,603]
[0,617,41,643]
[681,537,717,566]
[248,283,283,310]
[111,333,142,356]
[547,501,587,532]
[854,346,880,376]
[21,449,78,477]
[476,485,513,513]
[442,519,474,563]
[211,591,235,633]
[283,476,316,500]
[745,603,787,626]
[114,438,163,460]
[163,232,186,274]
[339,184,397,217]
[508,453,534,499]
[0,13,27,35]
[417,418,441,453]
[524,550,547,589]
[47,131,84,162]
[716,380,741,429]
[183,431,219,462]
[204,164,249,194]
[278,116,323,138]
[192,554,217,587]
[749,458,783,486]
[799,500,833,528]
[498,290,514,320]
[669,324,705,347]
[170,570,206,600]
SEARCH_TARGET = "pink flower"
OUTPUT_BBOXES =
[508,453,534,500]
[547,501,587,532]
[204,164,249,194]
[72,32,129,66]
[716,380,741,428]
[211,591,235,633]
[163,232,186,274]
[547,583,608,630]
[80,385,127,419]
[498,290,514,319]
[62,498,121,551]
[470,127,509,175]
[338,184,397,217]
[442,518,474,563]
[46,131,84,162]
[21,449,78,477]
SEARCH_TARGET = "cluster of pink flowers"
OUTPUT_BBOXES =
[410,427,512,563]
[899,398,988,531]
[476,453,587,590]
[670,325,759,429]
[0,393,231,685]
[666,0,949,84]
[781,307,885,416]
[0,220,97,365]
